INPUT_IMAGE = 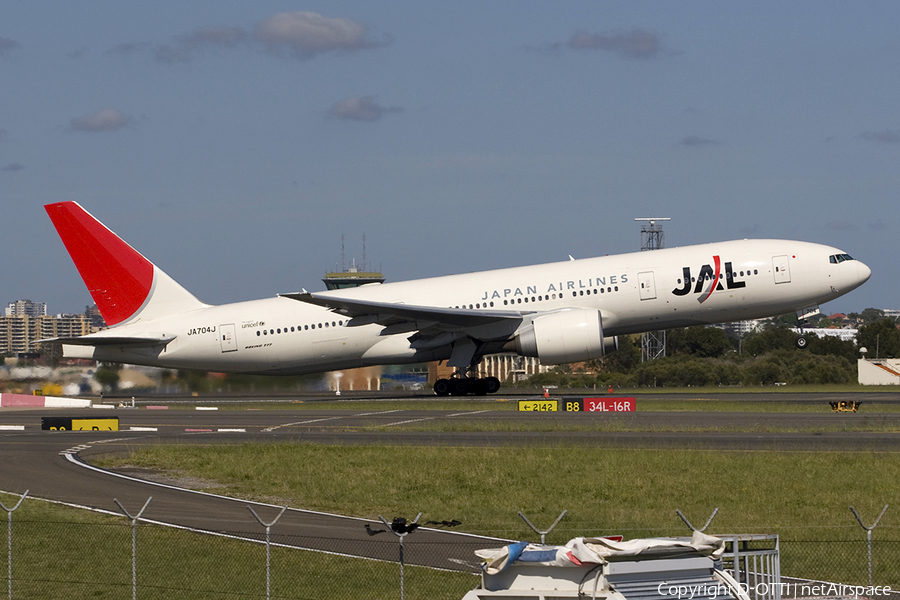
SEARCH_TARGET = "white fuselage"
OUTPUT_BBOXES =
[65,239,870,374]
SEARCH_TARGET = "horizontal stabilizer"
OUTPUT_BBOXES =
[36,335,175,347]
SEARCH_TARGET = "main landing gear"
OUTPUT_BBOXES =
[433,375,501,396]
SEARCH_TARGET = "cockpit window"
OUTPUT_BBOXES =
[829,254,854,264]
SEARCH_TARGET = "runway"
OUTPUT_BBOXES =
[1,391,899,571]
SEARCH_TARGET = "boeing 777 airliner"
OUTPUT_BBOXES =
[41,202,871,395]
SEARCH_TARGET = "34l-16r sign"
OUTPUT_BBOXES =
[518,397,636,412]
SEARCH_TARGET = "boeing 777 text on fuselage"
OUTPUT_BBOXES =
[42,202,870,395]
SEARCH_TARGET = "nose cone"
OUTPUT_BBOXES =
[857,260,872,286]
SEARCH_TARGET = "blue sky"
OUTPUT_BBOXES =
[2,2,897,316]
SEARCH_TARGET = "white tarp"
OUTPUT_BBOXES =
[477,531,725,574]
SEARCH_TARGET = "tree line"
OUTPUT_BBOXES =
[522,311,900,389]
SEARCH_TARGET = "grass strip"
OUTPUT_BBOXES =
[94,443,900,585]
[0,494,474,599]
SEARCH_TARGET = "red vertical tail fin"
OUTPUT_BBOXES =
[45,202,207,326]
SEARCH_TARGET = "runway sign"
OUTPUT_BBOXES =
[563,397,636,412]
[41,417,119,431]
[518,400,558,411]
[518,398,636,412]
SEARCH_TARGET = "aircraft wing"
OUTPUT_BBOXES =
[279,292,524,334]
[35,335,176,347]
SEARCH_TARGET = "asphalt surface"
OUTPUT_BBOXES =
[1,390,899,571]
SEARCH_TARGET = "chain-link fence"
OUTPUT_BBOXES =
[2,516,483,599]
[2,497,900,599]
[781,539,900,588]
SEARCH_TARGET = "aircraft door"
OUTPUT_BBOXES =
[219,323,237,353]
[638,271,657,300]
[772,255,791,284]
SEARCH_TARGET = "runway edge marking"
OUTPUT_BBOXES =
[0,488,426,568]
[58,448,507,542]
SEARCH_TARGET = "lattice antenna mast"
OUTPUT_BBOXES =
[362,234,367,273]
[635,218,671,363]
[635,217,670,251]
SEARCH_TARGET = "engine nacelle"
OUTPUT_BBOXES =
[514,308,615,365]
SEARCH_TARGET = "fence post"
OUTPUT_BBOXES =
[0,490,28,600]
[114,497,152,600]
[248,506,287,600]
[850,504,888,588]
[675,507,719,533]
[377,513,422,600]
[518,510,567,545]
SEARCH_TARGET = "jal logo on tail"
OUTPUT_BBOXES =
[672,255,746,303]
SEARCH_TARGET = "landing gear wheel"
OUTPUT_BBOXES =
[450,379,470,396]
[434,378,451,396]
[471,379,489,396]
[795,335,809,349]
[484,377,501,394]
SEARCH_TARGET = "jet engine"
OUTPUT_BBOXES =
[514,308,616,365]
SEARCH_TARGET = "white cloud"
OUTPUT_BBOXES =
[328,96,402,122]
[69,108,129,132]
[256,11,385,59]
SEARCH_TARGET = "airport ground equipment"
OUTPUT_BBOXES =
[830,400,861,412]
[462,532,750,600]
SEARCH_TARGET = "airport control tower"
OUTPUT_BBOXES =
[635,218,670,362]
[322,234,384,290]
